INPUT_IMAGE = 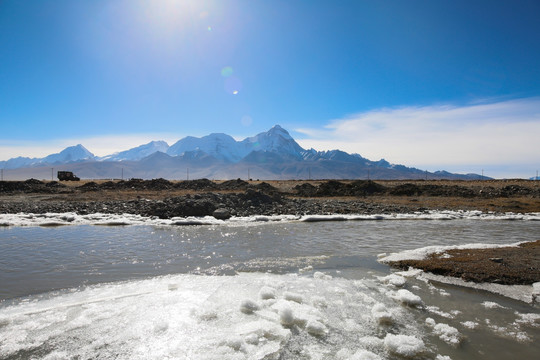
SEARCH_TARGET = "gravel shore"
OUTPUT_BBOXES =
[1,178,539,217]
[385,240,540,286]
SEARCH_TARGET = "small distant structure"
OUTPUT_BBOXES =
[57,171,80,181]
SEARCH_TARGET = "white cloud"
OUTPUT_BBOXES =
[295,98,540,178]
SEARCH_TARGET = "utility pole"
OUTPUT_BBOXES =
[121,168,124,180]
[51,168,54,181]
[248,168,250,180]
[481,169,484,180]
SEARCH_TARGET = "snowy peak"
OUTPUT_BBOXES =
[266,124,294,140]
[167,133,241,162]
[43,144,95,164]
[241,124,305,158]
[102,141,169,161]
[164,125,305,162]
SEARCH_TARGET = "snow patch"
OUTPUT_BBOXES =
[2,211,540,228]
[379,274,406,287]
[426,318,462,346]
[383,334,425,358]
[391,289,423,307]
[461,321,480,329]
[379,241,524,263]
[481,301,506,309]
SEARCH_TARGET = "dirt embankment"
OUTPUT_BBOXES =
[386,240,540,286]
[0,178,539,217]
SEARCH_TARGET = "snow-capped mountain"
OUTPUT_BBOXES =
[167,133,242,162]
[0,125,484,180]
[240,125,305,160]
[42,144,95,164]
[166,125,304,162]
[0,156,38,170]
[0,145,94,169]
[100,141,169,162]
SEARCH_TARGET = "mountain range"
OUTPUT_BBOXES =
[0,125,483,180]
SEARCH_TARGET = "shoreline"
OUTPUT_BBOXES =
[2,178,539,288]
[1,178,539,217]
[381,240,540,289]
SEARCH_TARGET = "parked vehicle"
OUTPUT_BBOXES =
[57,171,80,181]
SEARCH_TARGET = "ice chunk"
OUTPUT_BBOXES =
[461,321,479,329]
[240,299,260,314]
[515,312,540,327]
[299,265,313,272]
[284,291,303,303]
[244,333,259,345]
[167,283,178,291]
[371,303,393,325]
[426,317,462,345]
[383,334,425,358]
[311,295,328,308]
[305,319,327,336]
[337,348,382,360]
[314,271,333,280]
[259,286,276,300]
[357,336,384,352]
[221,336,245,351]
[426,306,455,319]
[481,301,506,309]
[153,321,169,333]
[435,355,452,360]
[279,307,295,326]
[380,274,406,287]
[392,289,423,307]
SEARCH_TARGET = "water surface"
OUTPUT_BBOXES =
[0,218,539,359]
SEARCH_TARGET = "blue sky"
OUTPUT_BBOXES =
[1,0,539,178]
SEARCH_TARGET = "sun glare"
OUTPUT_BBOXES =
[137,0,210,39]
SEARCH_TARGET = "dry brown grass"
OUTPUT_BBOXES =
[2,179,539,213]
[387,240,540,285]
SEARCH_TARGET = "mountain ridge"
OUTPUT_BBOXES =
[0,125,485,180]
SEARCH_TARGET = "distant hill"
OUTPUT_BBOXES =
[0,125,485,180]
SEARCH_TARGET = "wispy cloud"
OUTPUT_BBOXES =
[295,98,540,178]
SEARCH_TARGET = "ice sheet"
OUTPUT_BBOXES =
[1,210,539,227]
[378,241,525,263]
[0,272,434,360]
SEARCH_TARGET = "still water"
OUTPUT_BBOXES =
[0,217,539,359]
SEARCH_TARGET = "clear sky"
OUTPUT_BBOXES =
[1,0,539,178]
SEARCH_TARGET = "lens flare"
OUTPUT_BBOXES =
[224,76,242,95]
[221,66,233,77]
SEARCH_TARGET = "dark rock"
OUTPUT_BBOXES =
[294,183,317,196]
[219,179,249,190]
[213,208,231,220]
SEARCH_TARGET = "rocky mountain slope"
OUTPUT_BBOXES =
[0,125,482,180]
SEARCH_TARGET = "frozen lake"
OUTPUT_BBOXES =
[0,213,539,359]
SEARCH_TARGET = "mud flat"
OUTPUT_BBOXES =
[382,240,540,287]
